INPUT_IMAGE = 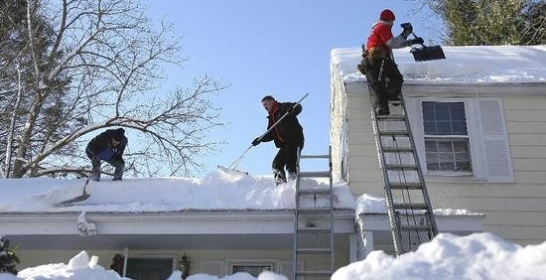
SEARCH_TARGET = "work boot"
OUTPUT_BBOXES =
[375,105,390,116]
[273,169,287,186]
[90,165,101,182]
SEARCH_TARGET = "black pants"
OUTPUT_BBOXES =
[86,148,125,181]
[272,141,304,183]
[364,57,404,109]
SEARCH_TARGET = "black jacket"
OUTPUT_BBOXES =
[87,128,127,160]
[261,102,304,148]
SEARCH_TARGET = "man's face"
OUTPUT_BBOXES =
[111,138,121,147]
[262,99,274,113]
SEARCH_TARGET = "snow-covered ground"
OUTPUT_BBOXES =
[332,45,546,84]
[0,170,356,212]
[2,232,546,280]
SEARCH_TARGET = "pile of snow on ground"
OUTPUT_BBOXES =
[332,232,546,280]
[0,251,288,280]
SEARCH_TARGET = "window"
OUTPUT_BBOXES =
[232,264,273,276]
[422,101,472,174]
[125,258,174,280]
[408,98,513,182]
[228,261,275,277]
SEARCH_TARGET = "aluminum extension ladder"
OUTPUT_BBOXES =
[293,147,334,280]
[370,92,439,256]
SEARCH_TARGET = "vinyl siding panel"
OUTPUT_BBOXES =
[330,80,546,244]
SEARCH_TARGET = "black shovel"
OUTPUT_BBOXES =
[402,24,446,62]
[54,177,91,207]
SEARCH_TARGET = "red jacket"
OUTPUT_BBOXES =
[366,21,394,57]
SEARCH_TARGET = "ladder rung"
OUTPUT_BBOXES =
[297,227,332,233]
[400,225,432,231]
[382,147,414,153]
[296,271,333,277]
[300,154,330,159]
[299,171,330,178]
[297,248,331,254]
[393,203,429,210]
[379,130,410,136]
[390,182,423,190]
[297,207,331,214]
[376,114,405,121]
[385,164,418,170]
[298,188,331,195]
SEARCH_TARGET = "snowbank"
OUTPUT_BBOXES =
[0,170,355,212]
[331,45,546,85]
[0,252,288,280]
[332,232,546,280]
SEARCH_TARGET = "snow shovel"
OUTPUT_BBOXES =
[402,24,446,62]
[218,93,309,175]
[54,177,91,207]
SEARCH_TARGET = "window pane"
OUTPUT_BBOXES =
[425,139,471,172]
[422,101,468,135]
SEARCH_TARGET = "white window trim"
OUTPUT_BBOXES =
[226,259,280,275]
[407,97,488,182]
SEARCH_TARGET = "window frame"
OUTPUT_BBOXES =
[226,259,279,277]
[408,97,487,182]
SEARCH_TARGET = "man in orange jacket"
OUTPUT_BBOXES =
[362,9,424,115]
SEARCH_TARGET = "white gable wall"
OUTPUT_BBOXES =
[331,78,546,245]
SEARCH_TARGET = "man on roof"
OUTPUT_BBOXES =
[362,9,424,115]
[251,95,304,186]
[86,128,127,181]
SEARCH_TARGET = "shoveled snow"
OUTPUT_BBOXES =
[2,233,545,280]
[356,193,483,216]
[0,170,355,212]
[331,45,546,84]
[0,251,288,280]
[332,232,546,280]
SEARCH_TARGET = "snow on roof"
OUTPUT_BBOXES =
[332,232,546,280]
[0,170,356,213]
[355,194,482,216]
[331,45,546,85]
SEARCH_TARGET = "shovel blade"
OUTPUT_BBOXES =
[411,45,446,62]
[54,193,91,207]
[217,165,249,176]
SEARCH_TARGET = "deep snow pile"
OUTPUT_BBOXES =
[2,233,545,280]
[0,170,355,212]
[0,251,288,280]
[332,232,546,280]
[331,45,546,84]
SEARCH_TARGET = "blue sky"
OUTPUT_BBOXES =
[142,1,444,176]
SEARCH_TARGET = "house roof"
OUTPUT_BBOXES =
[331,45,546,85]
[0,170,356,213]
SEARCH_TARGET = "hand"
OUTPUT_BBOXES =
[400,22,413,39]
[407,37,424,46]
[288,106,295,115]
[251,137,261,146]
[91,155,100,165]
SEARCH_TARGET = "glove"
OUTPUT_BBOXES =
[407,37,424,46]
[251,137,261,146]
[91,155,100,166]
[400,22,413,39]
[288,106,295,115]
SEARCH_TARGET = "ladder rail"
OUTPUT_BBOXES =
[293,147,335,279]
[399,92,439,237]
[370,104,404,255]
[370,88,439,256]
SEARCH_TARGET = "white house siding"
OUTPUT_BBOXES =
[330,79,546,245]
